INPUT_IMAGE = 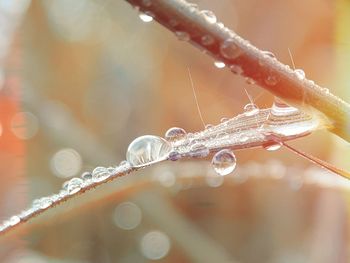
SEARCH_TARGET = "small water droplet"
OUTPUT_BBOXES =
[81,171,92,180]
[238,134,249,143]
[220,117,229,123]
[243,103,259,116]
[216,132,228,139]
[92,166,111,182]
[175,31,190,41]
[200,10,217,23]
[212,149,237,176]
[126,135,172,167]
[189,143,209,158]
[66,177,83,195]
[262,51,276,59]
[245,77,255,85]
[165,127,186,140]
[142,0,152,7]
[201,34,214,46]
[322,87,329,93]
[8,216,20,226]
[265,75,278,86]
[139,12,153,23]
[214,61,225,69]
[168,151,181,161]
[295,69,305,80]
[32,197,52,210]
[220,38,240,59]
[263,141,282,151]
[205,124,214,129]
[229,64,243,74]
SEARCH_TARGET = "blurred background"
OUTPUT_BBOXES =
[0,0,350,262]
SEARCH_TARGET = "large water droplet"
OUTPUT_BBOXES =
[244,103,259,116]
[295,69,305,80]
[165,127,186,140]
[201,34,214,46]
[220,38,240,59]
[139,12,153,22]
[92,166,111,182]
[175,31,190,41]
[126,135,172,167]
[212,149,236,176]
[66,177,83,195]
[200,10,217,23]
[189,143,209,158]
[271,98,299,116]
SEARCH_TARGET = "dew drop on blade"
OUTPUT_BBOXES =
[212,149,236,176]
[200,10,217,23]
[270,97,299,116]
[295,69,305,80]
[189,143,209,158]
[201,34,214,46]
[66,177,83,195]
[165,127,186,140]
[126,135,172,167]
[263,141,282,151]
[92,166,111,182]
[243,103,259,116]
[175,31,190,41]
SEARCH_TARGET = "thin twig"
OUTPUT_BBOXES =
[125,0,350,142]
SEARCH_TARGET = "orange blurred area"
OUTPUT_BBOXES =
[0,0,350,262]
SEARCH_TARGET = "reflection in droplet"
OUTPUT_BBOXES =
[126,135,172,167]
[113,202,142,230]
[214,61,225,69]
[139,12,153,22]
[50,148,82,178]
[140,231,171,260]
[200,10,217,23]
[212,149,236,176]
[11,111,39,140]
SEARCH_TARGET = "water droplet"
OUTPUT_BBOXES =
[243,103,259,116]
[201,34,214,46]
[32,197,52,210]
[262,51,276,59]
[189,143,209,158]
[220,38,240,59]
[81,171,92,180]
[66,177,83,195]
[220,117,229,123]
[140,231,171,260]
[126,135,172,167]
[142,0,152,7]
[205,124,214,129]
[214,61,225,69]
[245,77,255,85]
[263,141,282,151]
[322,87,329,93]
[139,12,153,22]
[168,151,181,161]
[216,132,228,139]
[211,149,236,176]
[165,127,186,140]
[295,69,305,80]
[200,10,217,23]
[265,75,278,86]
[175,31,190,41]
[229,64,243,74]
[92,166,110,182]
[270,98,299,116]
[8,216,20,226]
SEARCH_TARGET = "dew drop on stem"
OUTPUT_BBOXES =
[175,31,190,41]
[295,69,305,80]
[200,10,217,23]
[126,135,172,167]
[201,34,214,46]
[165,127,186,140]
[220,38,240,59]
[244,103,259,116]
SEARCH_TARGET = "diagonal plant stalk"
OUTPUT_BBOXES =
[125,0,350,142]
[0,102,327,236]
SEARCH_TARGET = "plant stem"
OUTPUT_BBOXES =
[124,0,350,142]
